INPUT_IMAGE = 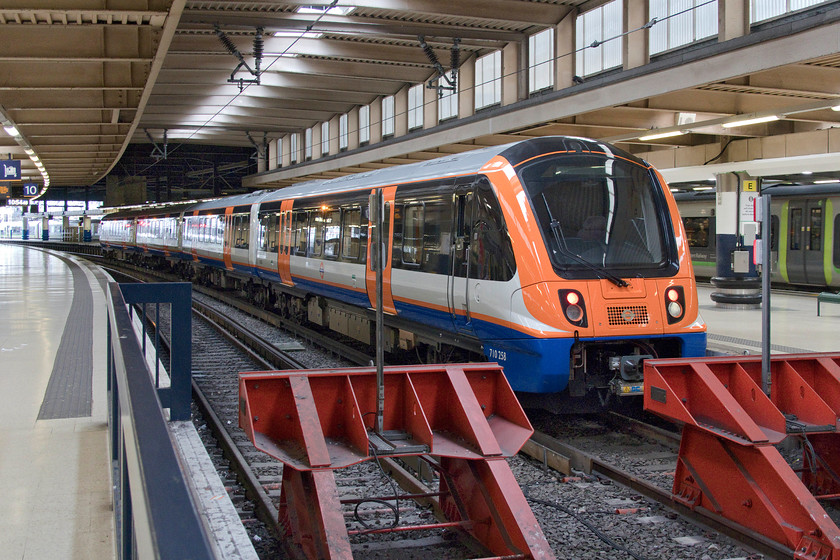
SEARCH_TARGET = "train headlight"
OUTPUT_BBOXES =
[667,301,683,318]
[559,289,587,327]
[664,286,686,324]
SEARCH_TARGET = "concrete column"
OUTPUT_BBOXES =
[555,12,576,89]
[329,115,340,155]
[423,81,438,129]
[719,0,749,42]
[311,126,321,160]
[369,98,383,144]
[83,215,92,242]
[459,54,475,119]
[21,216,28,240]
[395,86,408,137]
[282,135,292,167]
[710,172,761,306]
[623,0,649,70]
[348,108,360,150]
[41,217,49,241]
[502,41,522,106]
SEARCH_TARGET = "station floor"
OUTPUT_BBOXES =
[698,284,840,355]
[0,244,114,559]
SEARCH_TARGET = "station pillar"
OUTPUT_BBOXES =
[710,172,761,307]
[82,216,92,242]
[21,216,28,240]
[62,215,70,241]
[41,217,49,241]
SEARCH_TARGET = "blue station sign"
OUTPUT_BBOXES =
[23,183,38,197]
[1,160,21,181]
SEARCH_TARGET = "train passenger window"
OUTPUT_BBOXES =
[834,215,840,269]
[323,209,341,259]
[810,207,822,251]
[683,217,710,248]
[790,208,802,251]
[402,203,424,266]
[419,196,451,275]
[369,201,390,270]
[341,207,362,260]
[232,214,250,249]
[292,211,309,255]
[310,211,324,257]
[469,182,516,281]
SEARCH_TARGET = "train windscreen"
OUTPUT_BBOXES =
[518,153,672,277]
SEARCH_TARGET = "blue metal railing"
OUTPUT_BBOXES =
[106,281,214,560]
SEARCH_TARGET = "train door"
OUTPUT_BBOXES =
[786,198,825,285]
[365,187,397,314]
[448,184,475,335]
[223,207,233,270]
[278,199,295,286]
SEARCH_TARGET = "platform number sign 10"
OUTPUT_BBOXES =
[23,183,38,197]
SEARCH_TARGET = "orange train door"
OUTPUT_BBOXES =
[365,186,397,314]
[223,207,234,270]
[190,210,200,262]
[278,199,295,286]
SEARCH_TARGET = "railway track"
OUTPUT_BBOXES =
[107,261,770,559]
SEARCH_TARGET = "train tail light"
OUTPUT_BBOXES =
[665,286,686,324]
[559,290,587,327]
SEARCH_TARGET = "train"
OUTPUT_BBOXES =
[101,136,707,411]
[676,184,840,287]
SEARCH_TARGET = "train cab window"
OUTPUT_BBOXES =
[401,203,424,266]
[292,211,309,255]
[810,207,823,251]
[790,208,802,250]
[469,181,516,281]
[683,217,710,248]
[323,208,341,259]
[517,153,670,276]
[341,206,362,260]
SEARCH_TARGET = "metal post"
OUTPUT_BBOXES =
[761,193,772,396]
[373,189,385,434]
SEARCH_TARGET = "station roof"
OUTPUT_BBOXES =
[1,1,840,195]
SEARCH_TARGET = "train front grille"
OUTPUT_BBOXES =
[607,305,649,326]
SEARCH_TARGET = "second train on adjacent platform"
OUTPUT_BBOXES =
[101,136,706,409]
[677,184,840,287]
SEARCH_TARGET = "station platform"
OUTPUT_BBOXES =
[0,243,260,560]
[698,284,840,355]
[0,243,115,559]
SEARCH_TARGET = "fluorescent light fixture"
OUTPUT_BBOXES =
[297,5,356,15]
[721,115,779,128]
[24,148,34,156]
[832,104,840,112]
[693,186,715,191]
[802,171,813,175]
[3,125,18,136]
[638,130,685,141]
[273,31,323,39]
[263,52,300,58]
[814,179,840,184]
[30,155,39,163]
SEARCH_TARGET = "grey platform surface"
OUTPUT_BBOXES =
[37,252,93,420]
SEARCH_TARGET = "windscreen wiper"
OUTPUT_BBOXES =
[541,195,628,288]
